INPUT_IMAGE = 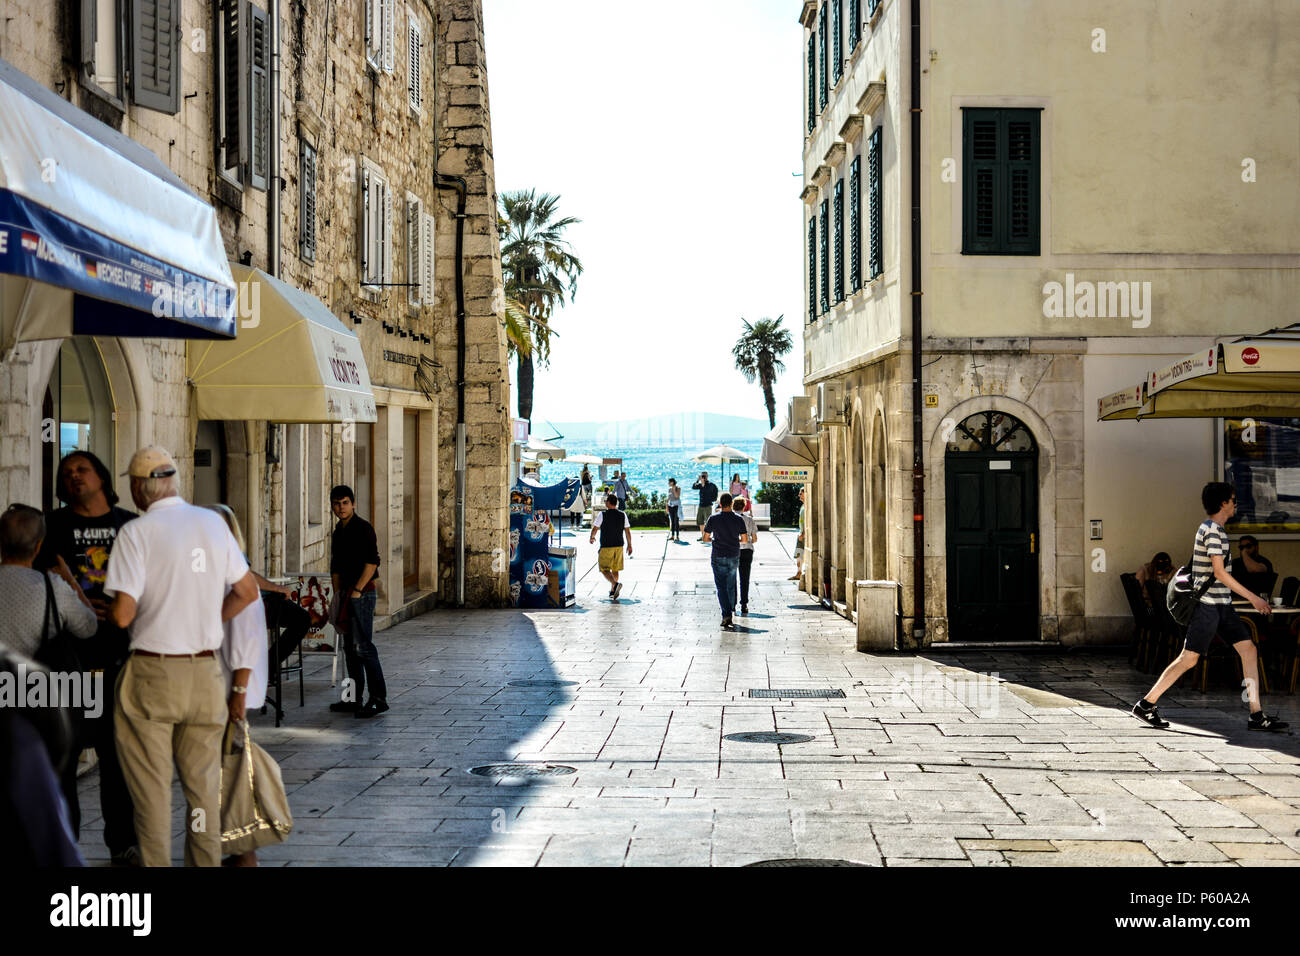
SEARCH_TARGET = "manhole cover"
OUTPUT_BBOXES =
[505,679,577,688]
[723,732,815,744]
[468,764,577,778]
[748,688,846,699]
[746,858,869,867]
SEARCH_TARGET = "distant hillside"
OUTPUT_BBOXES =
[545,412,771,446]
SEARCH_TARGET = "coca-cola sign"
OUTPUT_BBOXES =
[1241,347,1261,366]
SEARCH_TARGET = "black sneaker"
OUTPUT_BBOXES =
[1132,700,1170,729]
[612,582,623,600]
[740,604,749,616]
[722,617,735,630]
[1248,712,1289,732]
[329,701,360,713]
[356,700,390,719]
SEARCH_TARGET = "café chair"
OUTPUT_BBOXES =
[1144,579,1182,672]
[1198,617,1269,694]
[1120,573,1154,670]
[1280,575,1300,608]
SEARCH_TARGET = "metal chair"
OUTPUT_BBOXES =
[261,593,305,728]
[1280,575,1300,607]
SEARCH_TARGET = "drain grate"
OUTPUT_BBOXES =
[723,732,815,744]
[745,858,869,867]
[748,688,846,699]
[506,679,577,688]
[468,763,577,778]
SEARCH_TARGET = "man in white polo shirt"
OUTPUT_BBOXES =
[104,446,259,867]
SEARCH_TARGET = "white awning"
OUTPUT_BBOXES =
[0,57,235,354]
[759,418,817,483]
[186,264,377,423]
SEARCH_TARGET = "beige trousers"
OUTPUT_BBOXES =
[114,654,226,867]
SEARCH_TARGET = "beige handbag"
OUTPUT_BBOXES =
[220,719,293,855]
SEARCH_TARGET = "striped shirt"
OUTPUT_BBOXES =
[1191,519,1232,605]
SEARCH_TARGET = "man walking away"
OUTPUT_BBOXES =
[328,486,388,718]
[735,497,758,615]
[36,451,141,865]
[614,471,630,513]
[1133,481,1288,732]
[703,493,750,629]
[105,446,259,867]
[692,472,718,542]
[590,493,633,601]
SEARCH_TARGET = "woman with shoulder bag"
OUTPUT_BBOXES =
[0,504,98,660]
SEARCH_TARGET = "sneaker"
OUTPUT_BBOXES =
[329,700,360,713]
[1132,700,1169,729]
[356,700,390,719]
[740,604,749,616]
[612,582,623,599]
[787,573,800,581]
[722,617,735,630]
[110,846,142,868]
[1248,712,1289,731]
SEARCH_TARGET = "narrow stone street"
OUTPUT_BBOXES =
[77,528,1300,866]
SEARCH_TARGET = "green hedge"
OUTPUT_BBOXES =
[626,509,670,528]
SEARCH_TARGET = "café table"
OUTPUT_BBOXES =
[1232,602,1300,693]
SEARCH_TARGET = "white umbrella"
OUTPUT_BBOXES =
[566,453,604,465]
[525,436,566,460]
[692,444,755,490]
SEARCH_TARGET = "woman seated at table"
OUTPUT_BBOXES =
[1136,552,1174,604]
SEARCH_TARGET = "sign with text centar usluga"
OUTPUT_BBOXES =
[760,465,813,484]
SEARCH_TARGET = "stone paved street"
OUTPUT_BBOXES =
[76,528,1300,866]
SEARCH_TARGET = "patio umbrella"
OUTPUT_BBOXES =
[525,436,566,460]
[566,454,604,465]
[692,444,755,488]
[1098,325,1300,422]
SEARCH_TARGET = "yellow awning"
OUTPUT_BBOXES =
[186,264,377,423]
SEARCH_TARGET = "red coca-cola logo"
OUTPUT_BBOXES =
[1242,347,1260,366]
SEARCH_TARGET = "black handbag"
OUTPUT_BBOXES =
[1166,558,1215,627]
[34,573,85,675]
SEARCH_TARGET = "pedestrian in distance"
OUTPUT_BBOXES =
[614,471,630,513]
[327,485,389,719]
[580,465,593,509]
[1132,481,1288,732]
[666,478,682,541]
[34,450,143,866]
[692,472,718,542]
[730,474,744,497]
[703,493,751,630]
[789,487,807,581]
[590,493,633,601]
[104,446,260,867]
[734,497,758,615]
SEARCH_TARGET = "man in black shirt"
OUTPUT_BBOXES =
[328,485,388,718]
[692,472,718,541]
[1234,535,1275,596]
[35,450,138,865]
[703,493,750,630]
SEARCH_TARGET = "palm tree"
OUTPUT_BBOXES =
[733,315,794,429]
[498,190,583,424]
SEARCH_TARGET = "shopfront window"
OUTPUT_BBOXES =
[1224,417,1300,533]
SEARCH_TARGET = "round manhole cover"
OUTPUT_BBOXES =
[745,858,869,867]
[506,679,577,688]
[723,732,815,744]
[467,763,577,778]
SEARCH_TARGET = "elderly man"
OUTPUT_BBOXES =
[104,447,259,867]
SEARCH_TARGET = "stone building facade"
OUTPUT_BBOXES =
[0,0,510,615]
[798,0,1300,646]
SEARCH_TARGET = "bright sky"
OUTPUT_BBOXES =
[483,0,806,425]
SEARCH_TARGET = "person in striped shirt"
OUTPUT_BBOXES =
[1133,482,1288,732]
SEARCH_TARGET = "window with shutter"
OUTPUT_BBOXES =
[247,2,270,191]
[819,199,829,315]
[807,215,817,322]
[299,141,317,262]
[359,159,390,289]
[408,16,422,114]
[365,0,382,71]
[833,179,844,304]
[421,212,436,305]
[80,0,126,106]
[868,126,882,279]
[961,108,1040,255]
[868,0,880,17]
[817,4,828,112]
[382,0,395,73]
[831,0,842,86]
[381,176,393,284]
[848,0,861,51]
[406,194,422,307]
[848,155,861,293]
[130,0,180,113]
[806,33,815,134]
[214,0,248,184]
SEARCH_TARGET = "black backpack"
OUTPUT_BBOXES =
[1166,558,1215,626]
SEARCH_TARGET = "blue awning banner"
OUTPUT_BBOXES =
[514,476,582,511]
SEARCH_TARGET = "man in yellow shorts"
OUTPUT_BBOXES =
[590,493,633,601]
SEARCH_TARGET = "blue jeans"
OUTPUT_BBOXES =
[712,555,739,619]
[344,591,387,702]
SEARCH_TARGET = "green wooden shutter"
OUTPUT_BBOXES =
[849,0,861,50]
[818,4,828,112]
[849,155,861,293]
[868,126,882,279]
[808,215,817,322]
[1004,113,1040,254]
[299,142,317,262]
[833,178,844,304]
[831,0,842,86]
[223,0,247,177]
[130,0,180,113]
[962,108,1039,255]
[247,2,270,191]
[806,33,816,133]
[819,199,829,315]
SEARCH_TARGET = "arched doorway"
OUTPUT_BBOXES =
[851,413,866,586]
[833,428,847,603]
[870,412,886,579]
[944,410,1039,641]
[41,339,114,511]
